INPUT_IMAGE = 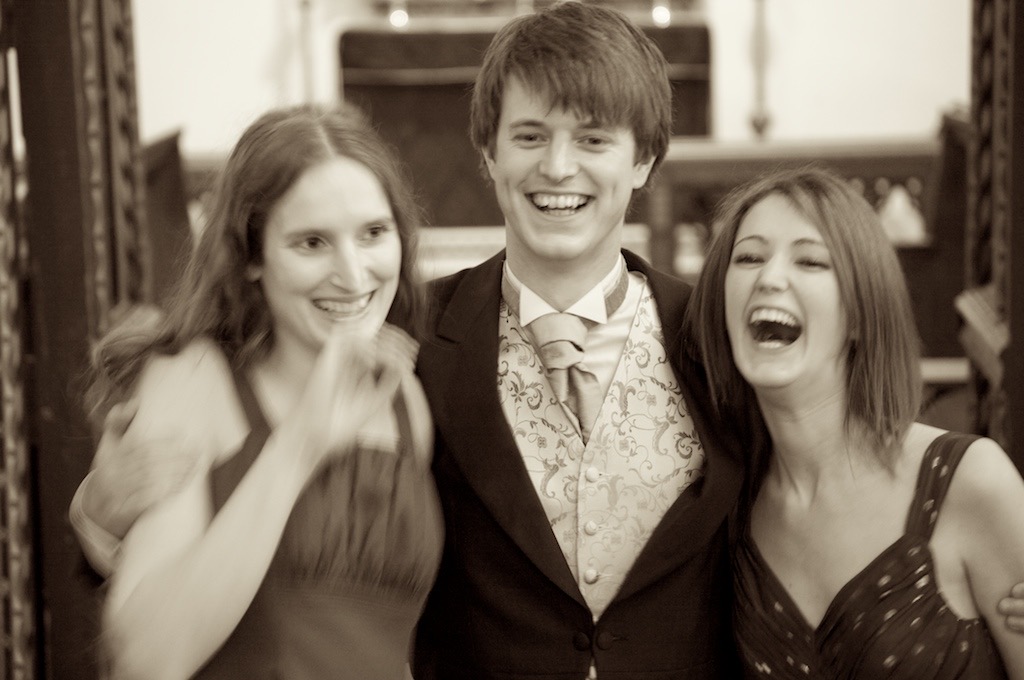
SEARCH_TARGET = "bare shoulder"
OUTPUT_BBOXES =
[901,423,1023,526]
[140,337,231,386]
[129,338,243,455]
[946,435,1024,519]
[897,422,947,481]
[934,431,1024,564]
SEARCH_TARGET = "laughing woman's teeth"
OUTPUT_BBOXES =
[749,308,798,327]
[748,308,802,346]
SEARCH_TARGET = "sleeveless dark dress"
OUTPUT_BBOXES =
[733,432,1008,679]
[192,366,444,679]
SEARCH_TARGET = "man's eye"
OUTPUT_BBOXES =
[300,237,325,249]
[513,133,542,144]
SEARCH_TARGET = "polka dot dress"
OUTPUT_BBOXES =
[732,432,1008,679]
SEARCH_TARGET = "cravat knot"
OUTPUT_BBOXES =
[529,312,602,442]
[531,312,588,371]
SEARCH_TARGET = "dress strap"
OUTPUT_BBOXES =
[904,431,981,539]
[209,364,271,513]
[390,383,414,457]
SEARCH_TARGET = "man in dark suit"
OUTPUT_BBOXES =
[410,4,743,677]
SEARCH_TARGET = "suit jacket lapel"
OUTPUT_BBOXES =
[420,251,585,606]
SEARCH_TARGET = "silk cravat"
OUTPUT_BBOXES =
[502,264,629,443]
[529,312,604,441]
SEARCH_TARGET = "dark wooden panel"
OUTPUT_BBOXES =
[1007,1,1024,471]
[17,1,102,676]
[963,0,1024,469]
[16,0,145,676]
[142,132,193,303]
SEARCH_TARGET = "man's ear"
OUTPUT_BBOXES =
[632,156,656,190]
[246,264,262,282]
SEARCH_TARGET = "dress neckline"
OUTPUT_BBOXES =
[742,430,982,636]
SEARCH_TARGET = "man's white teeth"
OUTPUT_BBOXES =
[749,307,798,327]
[531,193,588,210]
[314,296,370,315]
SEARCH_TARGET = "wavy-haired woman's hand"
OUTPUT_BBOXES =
[275,323,407,480]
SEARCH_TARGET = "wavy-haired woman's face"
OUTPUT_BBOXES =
[251,156,401,360]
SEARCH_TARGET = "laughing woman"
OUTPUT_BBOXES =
[88,104,442,679]
[686,167,1024,679]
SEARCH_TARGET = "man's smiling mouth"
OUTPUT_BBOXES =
[529,192,591,213]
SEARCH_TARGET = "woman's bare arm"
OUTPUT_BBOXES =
[953,438,1024,679]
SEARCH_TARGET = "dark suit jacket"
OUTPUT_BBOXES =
[413,250,744,680]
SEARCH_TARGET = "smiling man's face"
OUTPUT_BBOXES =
[485,77,654,276]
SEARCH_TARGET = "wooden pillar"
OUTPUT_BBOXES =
[0,0,36,677]
[1004,1,1024,470]
[14,0,147,676]
[960,0,1024,471]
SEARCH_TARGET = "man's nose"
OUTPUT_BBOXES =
[539,137,578,182]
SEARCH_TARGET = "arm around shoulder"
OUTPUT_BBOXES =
[69,471,122,578]
[70,339,225,578]
[102,339,262,679]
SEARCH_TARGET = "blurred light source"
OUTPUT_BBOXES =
[389,5,409,28]
[651,2,671,27]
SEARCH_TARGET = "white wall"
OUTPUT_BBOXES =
[133,0,971,156]
[706,0,971,141]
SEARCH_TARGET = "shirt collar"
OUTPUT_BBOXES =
[502,256,627,327]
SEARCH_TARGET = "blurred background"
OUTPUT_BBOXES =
[1,0,1021,677]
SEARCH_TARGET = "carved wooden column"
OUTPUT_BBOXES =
[15,0,147,676]
[959,0,1024,470]
[0,0,35,677]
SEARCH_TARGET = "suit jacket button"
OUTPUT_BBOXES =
[596,632,614,650]
[573,632,592,651]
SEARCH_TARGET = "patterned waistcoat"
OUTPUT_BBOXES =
[497,282,706,620]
